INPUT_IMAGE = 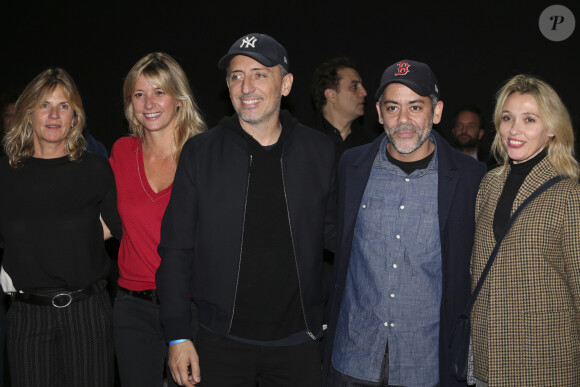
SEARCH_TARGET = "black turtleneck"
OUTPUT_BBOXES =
[493,149,547,240]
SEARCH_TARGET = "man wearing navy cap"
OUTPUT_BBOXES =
[323,60,486,387]
[156,33,336,386]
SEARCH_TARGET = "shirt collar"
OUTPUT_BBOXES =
[374,133,439,177]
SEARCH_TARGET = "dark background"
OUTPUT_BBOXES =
[0,2,577,385]
[1,1,578,154]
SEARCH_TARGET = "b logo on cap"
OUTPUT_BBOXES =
[240,36,257,48]
[395,62,410,76]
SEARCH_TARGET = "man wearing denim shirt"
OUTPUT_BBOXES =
[323,60,486,387]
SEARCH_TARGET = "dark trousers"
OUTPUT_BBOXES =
[7,291,114,387]
[328,366,405,387]
[0,293,7,386]
[329,367,440,387]
[196,327,321,387]
[113,291,198,387]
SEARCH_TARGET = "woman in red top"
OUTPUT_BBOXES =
[109,52,206,387]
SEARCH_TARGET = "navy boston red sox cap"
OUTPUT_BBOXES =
[375,60,440,100]
[218,33,289,72]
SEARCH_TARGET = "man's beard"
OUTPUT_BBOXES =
[453,134,479,150]
[384,121,432,154]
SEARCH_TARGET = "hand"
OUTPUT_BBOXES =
[100,216,112,240]
[168,340,200,386]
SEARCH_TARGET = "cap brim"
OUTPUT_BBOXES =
[375,80,431,100]
[217,52,279,69]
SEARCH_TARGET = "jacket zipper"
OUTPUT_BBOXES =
[227,154,252,333]
[280,157,316,340]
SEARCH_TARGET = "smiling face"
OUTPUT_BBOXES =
[499,92,553,164]
[226,55,293,128]
[131,74,182,135]
[30,85,74,157]
[376,83,443,161]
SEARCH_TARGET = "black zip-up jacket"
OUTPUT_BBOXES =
[156,110,337,342]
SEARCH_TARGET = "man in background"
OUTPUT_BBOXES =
[451,105,487,162]
[311,57,372,158]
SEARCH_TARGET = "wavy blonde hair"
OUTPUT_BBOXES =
[123,52,207,162]
[491,74,579,180]
[3,68,86,168]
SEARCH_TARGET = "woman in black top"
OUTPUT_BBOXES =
[0,68,121,387]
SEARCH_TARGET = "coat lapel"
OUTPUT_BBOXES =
[512,157,557,214]
[434,131,461,237]
[342,135,383,238]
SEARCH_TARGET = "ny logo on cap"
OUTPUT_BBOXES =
[240,36,257,48]
[395,62,410,76]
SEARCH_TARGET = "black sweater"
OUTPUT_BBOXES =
[0,153,121,291]
[229,125,304,340]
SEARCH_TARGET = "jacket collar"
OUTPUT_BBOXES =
[504,156,558,213]
[218,110,298,152]
[346,129,464,240]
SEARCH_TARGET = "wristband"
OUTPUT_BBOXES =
[169,339,189,346]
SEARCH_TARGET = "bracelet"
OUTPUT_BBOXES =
[169,339,189,346]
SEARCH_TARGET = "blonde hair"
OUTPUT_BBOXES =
[3,68,86,168]
[491,74,579,180]
[123,52,206,162]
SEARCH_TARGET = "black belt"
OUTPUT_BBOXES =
[118,286,160,305]
[13,281,105,308]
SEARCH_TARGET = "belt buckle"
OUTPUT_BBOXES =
[52,292,73,308]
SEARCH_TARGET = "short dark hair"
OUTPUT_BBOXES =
[0,90,18,113]
[453,105,484,130]
[311,56,358,110]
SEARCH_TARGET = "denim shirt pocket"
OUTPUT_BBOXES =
[417,202,439,242]
[353,196,386,242]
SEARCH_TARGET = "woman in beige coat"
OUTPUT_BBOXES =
[470,75,580,386]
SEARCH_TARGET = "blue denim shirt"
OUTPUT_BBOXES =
[332,135,442,386]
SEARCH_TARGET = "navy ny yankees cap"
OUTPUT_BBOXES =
[218,33,289,72]
[375,60,440,100]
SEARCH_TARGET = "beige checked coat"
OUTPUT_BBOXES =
[470,158,580,386]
